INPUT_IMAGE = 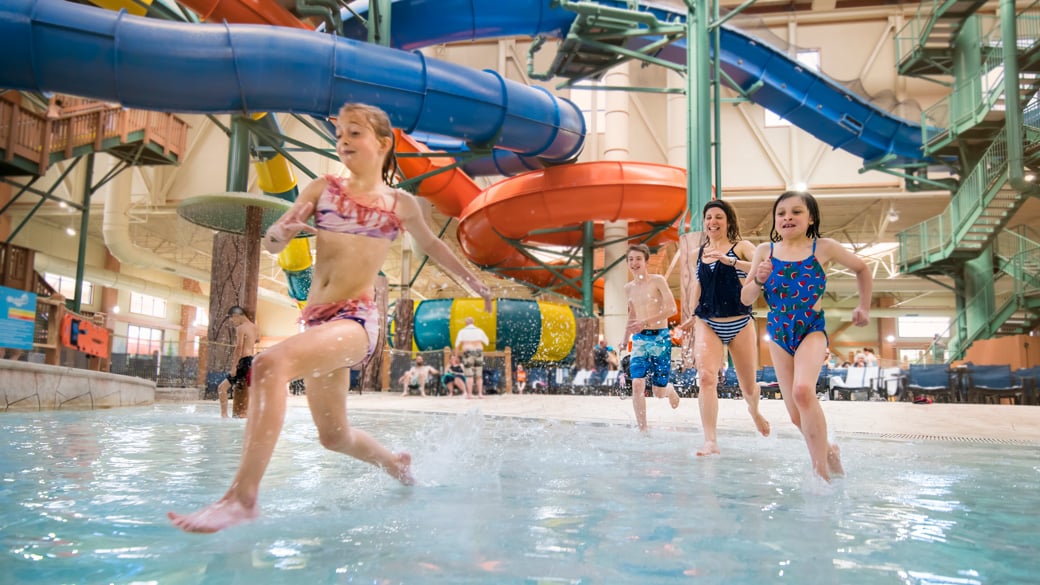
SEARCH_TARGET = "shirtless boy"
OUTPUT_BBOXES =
[217,306,259,418]
[622,244,681,432]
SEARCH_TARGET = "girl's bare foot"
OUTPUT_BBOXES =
[696,440,720,456]
[749,409,771,436]
[387,452,415,485]
[168,496,259,534]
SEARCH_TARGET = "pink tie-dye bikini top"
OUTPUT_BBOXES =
[315,175,402,240]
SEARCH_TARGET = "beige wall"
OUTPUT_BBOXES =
[961,334,1039,371]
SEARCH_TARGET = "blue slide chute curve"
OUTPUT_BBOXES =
[0,0,585,163]
[343,0,928,164]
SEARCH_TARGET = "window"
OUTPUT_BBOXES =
[764,50,821,128]
[129,291,167,318]
[898,348,927,365]
[126,324,163,356]
[194,307,209,328]
[43,272,93,304]
[896,316,950,339]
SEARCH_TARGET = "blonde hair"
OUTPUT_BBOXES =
[337,102,398,185]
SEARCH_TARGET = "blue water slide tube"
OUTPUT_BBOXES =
[0,0,585,163]
[344,0,927,164]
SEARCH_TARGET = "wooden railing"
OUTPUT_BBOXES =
[0,97,188,173]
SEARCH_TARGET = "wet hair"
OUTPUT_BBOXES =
[627,243,651,261]
[702,199,741,243]
[769,190,822,242]
[337,102,398,186]
[227,305,246,317]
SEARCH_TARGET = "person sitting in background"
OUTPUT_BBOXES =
[853,353,867,367]
[398,356,437,396]
[515,363,527,394]
[441,353,467,396]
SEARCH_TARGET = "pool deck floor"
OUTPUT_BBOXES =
[312,392,1040,444]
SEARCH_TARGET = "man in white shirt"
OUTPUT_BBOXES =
[454,317,490,398]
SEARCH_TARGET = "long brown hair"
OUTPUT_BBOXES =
[702,199,741,243]
[337,102,398,185]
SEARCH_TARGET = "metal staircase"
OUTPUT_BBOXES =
[895,0,991,77]
[896,0,1040,356]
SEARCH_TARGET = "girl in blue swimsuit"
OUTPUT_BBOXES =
[169,103,493,534]
[741,191,872,482]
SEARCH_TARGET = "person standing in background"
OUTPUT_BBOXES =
[455,316,491,398]
[216,306,258,419]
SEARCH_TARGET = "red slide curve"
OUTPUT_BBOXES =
[396,132,685,300]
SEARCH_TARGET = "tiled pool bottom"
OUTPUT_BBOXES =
[2,404,1037,584]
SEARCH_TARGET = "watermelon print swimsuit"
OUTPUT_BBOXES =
[763,240,828,356]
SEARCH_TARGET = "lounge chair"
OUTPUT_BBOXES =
[966,364,1026,405]
[758,366,781,399]
[900,364,954,402]
[1014,367,1040,405]
[829,366,879,401]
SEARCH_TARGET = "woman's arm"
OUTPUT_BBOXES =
[395,191,493,312]
[680,245,701,331]
[733,240,756,272]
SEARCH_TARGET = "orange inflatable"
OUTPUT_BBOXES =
[61,314,110,358]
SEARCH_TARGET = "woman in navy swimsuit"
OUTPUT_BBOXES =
[681,200,770,457]
[741,191,872,482]
[169,103,493,533]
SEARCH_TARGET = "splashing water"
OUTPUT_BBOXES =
[1,405,1037,584]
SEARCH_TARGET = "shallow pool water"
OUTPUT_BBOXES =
[1,404,1038,584]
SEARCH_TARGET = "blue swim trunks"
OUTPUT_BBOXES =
[628,328,672,388]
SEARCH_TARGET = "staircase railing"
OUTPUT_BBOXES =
[951,232,1040,356]
[920,15,1003,147]
[994,228,1040,290]
[899,126,1010,265]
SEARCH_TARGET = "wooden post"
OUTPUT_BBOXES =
[394,298,414,353]
[44,297,65,366]
[575,317,598,371]
[504,346,513,394]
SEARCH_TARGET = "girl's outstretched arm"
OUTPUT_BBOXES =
[262,179,322,254]
[395,190,493,312]
[819,238,872,326]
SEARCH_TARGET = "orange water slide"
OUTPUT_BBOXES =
[396,132,686,299]
[176,0,306,27]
